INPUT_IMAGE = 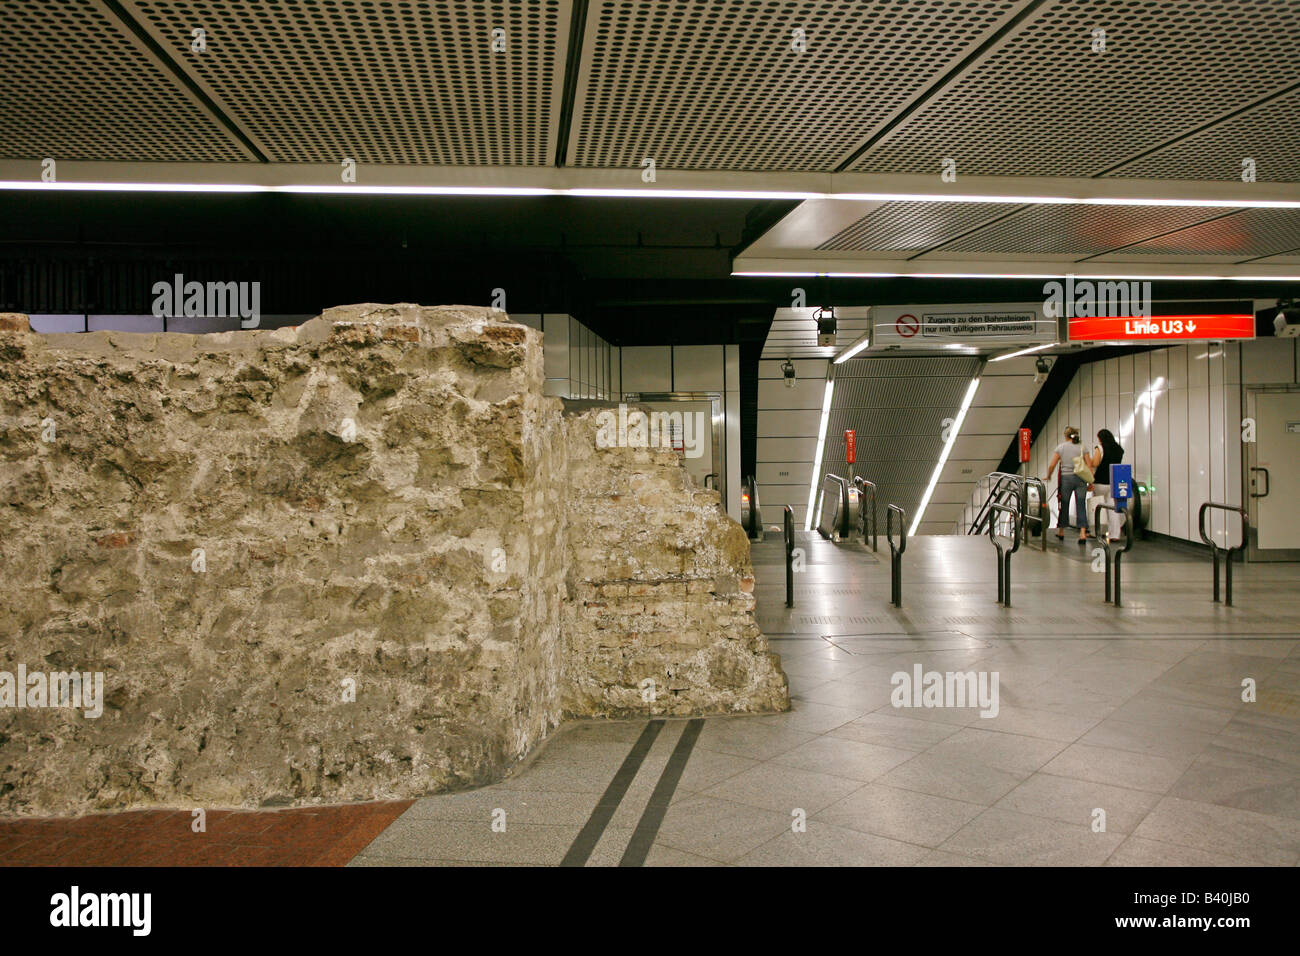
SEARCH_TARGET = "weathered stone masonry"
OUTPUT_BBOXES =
[0,305,787,816]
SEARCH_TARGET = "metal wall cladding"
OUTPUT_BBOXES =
[126,0,569,164]
[849,0,1300,178]
[811,355,983,529]
[0,0,252,161]
[568,0,1023,170]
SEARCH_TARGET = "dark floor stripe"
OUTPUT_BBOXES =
[559,719,664,867]
[619,718,704,867]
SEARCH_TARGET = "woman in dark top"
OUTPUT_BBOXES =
[1088,428,1125,541]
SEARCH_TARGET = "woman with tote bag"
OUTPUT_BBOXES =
[1045,426,1090,543]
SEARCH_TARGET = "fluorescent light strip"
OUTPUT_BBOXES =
[4,180,1300,208]
[805,378,836,532]
[833,334,871,364]
[911,377,980,537]
[734,269,1300,281]
[990,343,1056,362]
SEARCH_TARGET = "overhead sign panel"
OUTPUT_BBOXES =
[1067,314,1255,342]
[872,303,1055,349]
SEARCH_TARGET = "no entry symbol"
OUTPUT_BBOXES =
[896,314,919,338]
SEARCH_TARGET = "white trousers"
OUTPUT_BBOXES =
[1091,483,1123,538]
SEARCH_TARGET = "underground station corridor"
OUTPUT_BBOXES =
[4,0,1300,941]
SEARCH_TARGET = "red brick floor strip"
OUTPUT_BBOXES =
[0,801,413,867]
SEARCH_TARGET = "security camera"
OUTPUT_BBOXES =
[1276,300,1299,337]
[1033,355,1052,384]
[815,306,837,347]
[781,358,797,389]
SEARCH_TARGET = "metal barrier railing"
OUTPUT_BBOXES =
[853,476,878,552]
[988,501,1023,608]
[887,504,907,608]
[704,473,718,490]
[1094,503,1134,607]
[783,505,795,609]
[1198,502,1248,606]
[968,472,1047,552]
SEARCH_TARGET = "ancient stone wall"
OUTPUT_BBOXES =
[562,407,787,717]
[0,306,785,817]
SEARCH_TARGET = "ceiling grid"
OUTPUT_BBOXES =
[566,0,1027,171]
[0,0,254,162]
[123,0,571,165]
[847,0,1300,179]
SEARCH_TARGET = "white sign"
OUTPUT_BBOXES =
[872,303,1055,348]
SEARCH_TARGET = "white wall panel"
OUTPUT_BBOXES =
[961,406,1026,435]
[757,462,812,487]
[759,358,828,380]
[542,314,569,385]
[725,382,741,519]
[1150,381,1170,536]
[758,409,824,436]
[1188,385,1211,536]
[757,437,818,463]
[621,346,672,392]
[673,345,724,391]
[1168,385,1190,540]
[758,378,826,409]
[1242,338,1296,385]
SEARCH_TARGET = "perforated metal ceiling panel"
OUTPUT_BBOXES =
[849,0,1300,178]
[125,0,571,164]
[568,0,1027,171]
[818,201,1026,253]
[1099,208,1300,260]
[0,0,252,161]
[1105,88,1300,184]
[931,203,1243,257]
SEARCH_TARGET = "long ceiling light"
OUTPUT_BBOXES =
[990,343,1055,362]
[733,269,1300,281]
[833,334,871,364]
[4,180,1300,209]
[805,377,836,532]
[911,377,980,537]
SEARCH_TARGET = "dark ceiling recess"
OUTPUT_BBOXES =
[0,191,1295,348]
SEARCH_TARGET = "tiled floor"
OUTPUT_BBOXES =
[6,532,1299,867]
[0,802,412,866]
[346,532,1300,866]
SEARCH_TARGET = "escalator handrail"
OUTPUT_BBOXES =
[818,473,851,539]
[970,473,1026,534]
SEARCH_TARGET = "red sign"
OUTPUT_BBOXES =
[1018,428,1032,464]
[844,430,856,465]
[1068,314,1255,342]
[895,314,919,338]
